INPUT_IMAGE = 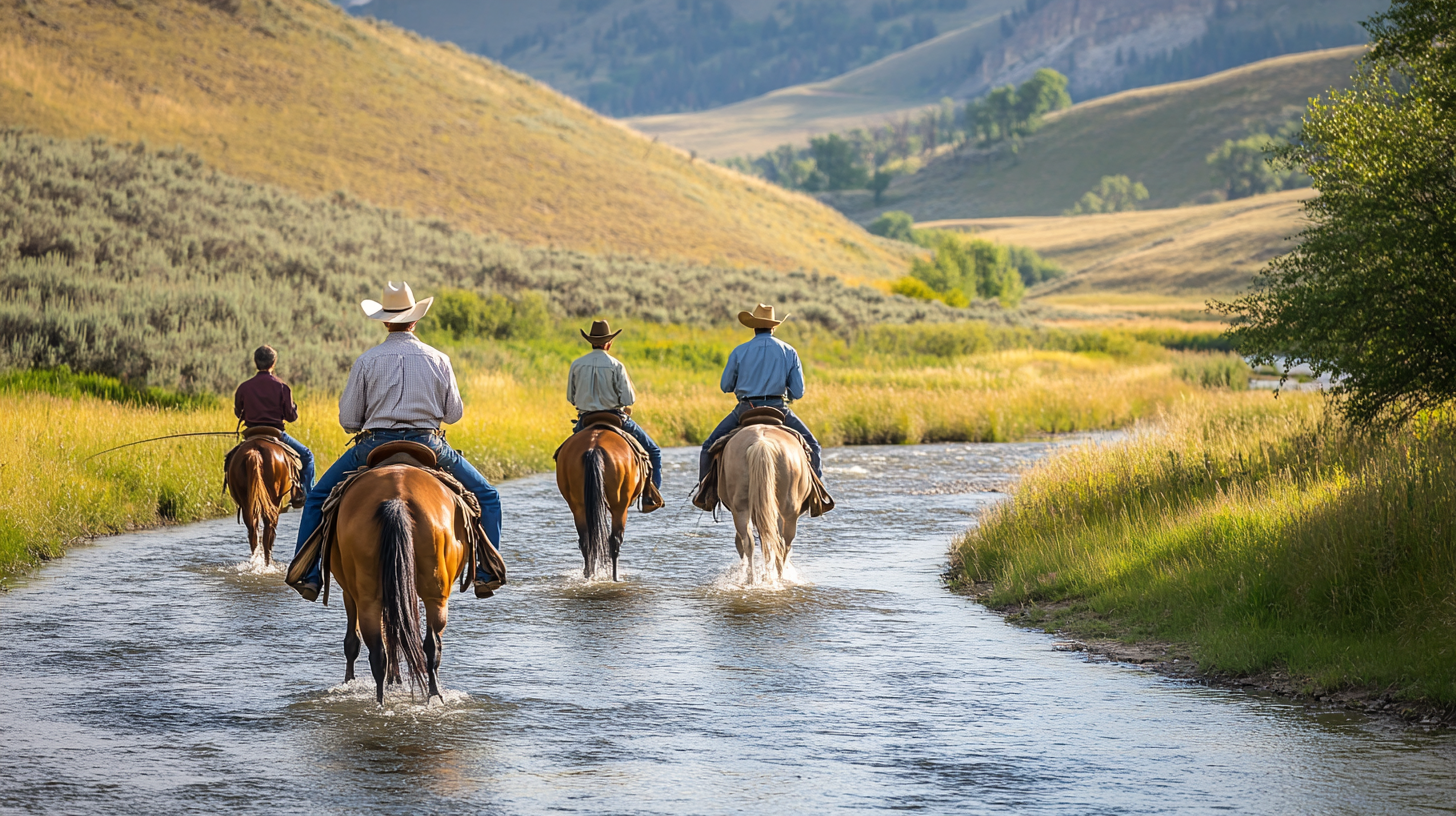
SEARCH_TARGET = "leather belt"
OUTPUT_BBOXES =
[742,395,785,402]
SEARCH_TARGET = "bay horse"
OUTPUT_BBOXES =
[332,463,469,704]
[556,425,645,581]
[719,425,813,583]
[224,436,295,565]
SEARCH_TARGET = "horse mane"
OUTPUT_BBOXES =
[376,498,429,696]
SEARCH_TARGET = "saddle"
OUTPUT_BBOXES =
[553,414,665,513]
[284,441,507,606]
[691,406,835,517]
[223,426,303,509]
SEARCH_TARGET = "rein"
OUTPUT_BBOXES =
[83,431,240,462]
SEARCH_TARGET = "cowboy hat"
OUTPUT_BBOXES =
[361,281,434,324]
[738,303,789,329]
[580,319,623,344]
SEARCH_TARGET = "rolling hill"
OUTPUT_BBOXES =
[626,0,1378,158]
[0,0,912,280]
[923,188,1315,322]
[827,47,1361,223]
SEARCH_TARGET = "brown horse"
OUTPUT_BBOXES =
[224,438,295,565]
[556,427,645,581]
[718,425,813,583]
[332,465,469,704]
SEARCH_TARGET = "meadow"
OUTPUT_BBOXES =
[0,320,1226,576]
[951,393,1456,705]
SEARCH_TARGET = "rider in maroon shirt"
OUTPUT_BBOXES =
[234,345,315,508]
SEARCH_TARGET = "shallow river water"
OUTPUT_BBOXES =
[2,442,1454,815]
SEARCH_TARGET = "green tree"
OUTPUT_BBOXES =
[809,133,870,190]
[1064,175,1149,215]
[1206,134,1295,199]
[1219,0,1456,423]
[868,210,916,243]
[908,233,1025,308]
[869,168,895,205]
[1014,68,1073,133]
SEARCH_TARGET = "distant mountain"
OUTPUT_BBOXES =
[824,47,1363,221]
[0,0,912,279]
[629,0,1380,158]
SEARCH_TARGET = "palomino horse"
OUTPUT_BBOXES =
[556,426,645,580]
[332,465,469,704]
[224,437,295,565]
[719,425,813,583]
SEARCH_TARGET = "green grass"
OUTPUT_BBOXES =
[951,393,1456,705]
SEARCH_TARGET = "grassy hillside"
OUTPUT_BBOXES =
[925,189,1314,309]
[827,47,1361,222]
[0,0,911,280]
[0,131,980,395]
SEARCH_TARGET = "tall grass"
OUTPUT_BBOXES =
[952,393,1456,704]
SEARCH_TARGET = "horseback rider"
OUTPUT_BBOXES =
[286,281,504,602]
[697,304,823,483]
[568,320,662,491]
[234,344,314,508]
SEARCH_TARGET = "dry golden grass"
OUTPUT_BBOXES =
[0,0,911,279]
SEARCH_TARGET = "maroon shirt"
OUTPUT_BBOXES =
[234,372,299,430]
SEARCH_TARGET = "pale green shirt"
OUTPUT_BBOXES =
[567,349,637,413]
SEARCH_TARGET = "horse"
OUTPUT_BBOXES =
[718,425,814,583]
[332,465,469,704]
[556,425,645,581]
[224,437,295,565]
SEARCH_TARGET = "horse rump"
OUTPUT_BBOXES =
[376,498,428,695]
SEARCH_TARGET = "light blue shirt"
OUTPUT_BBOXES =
[720,332,805,401]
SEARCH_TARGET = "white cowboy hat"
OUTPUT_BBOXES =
[738,303,789,329]
[361,281,434,324]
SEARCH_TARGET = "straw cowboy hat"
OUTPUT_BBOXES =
[580,319,623,344]
[361,281,434,324]
[738,303,789,329]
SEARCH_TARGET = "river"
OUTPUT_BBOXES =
[1,441,1453,814]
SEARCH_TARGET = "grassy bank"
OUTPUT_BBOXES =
[951,393,1456,706]
[0,328,1214,575]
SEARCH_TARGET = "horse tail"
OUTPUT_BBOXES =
[376,498,428,695]
[581,447,611,578]
[243,448,271,527]
[747,436,784,575]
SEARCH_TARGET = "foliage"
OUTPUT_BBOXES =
[1173,352,1251,390]
[869,214,1064,289]
[1220,0,1456,425]
[570,1,943,116]
[0,366,217,410]
[0,131,971,395]
[809,134,870,192]
[1064,175,1149,215]
[867,211,917,243]
[952,394,1456,704]
[428,290,551,342]
[1206,130,1311,200]
[963,69,1072,145]
[909,233,1026,308]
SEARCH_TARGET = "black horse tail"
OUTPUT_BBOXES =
[377,499,428,695]
[581,448,612,579]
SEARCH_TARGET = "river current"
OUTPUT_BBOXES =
[1,442,1453,814]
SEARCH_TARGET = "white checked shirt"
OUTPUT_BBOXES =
[338,332,465,432]
[566,348,637,413]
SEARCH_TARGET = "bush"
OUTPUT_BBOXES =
[1064,175,1149,215]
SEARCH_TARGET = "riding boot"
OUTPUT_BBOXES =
[290,484,305,509]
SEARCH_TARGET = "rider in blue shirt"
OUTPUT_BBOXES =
[697,304,823,482]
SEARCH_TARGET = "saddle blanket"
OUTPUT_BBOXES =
[691,423,834,517]
[553,422,665,513]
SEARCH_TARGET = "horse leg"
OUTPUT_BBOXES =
[245,509,260,562]
[423,600,447,702]
[732,511,754,584]
[359,605,387,705]
[575,523,591,578]
[609,507,627,582]
[262,516,276,566]
[779,512,801,580]
[343,592,361,683]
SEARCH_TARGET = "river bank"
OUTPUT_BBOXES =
[949,391,1456,716]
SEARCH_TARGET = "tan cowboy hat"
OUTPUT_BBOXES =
[580,319,623,344]
[361,281,434,324]
[738,303,789,329]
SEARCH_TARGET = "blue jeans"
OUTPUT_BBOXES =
[574,412,662,489]
[278,432,315,491]
[698,398,823,480]
[291,430,502,588]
